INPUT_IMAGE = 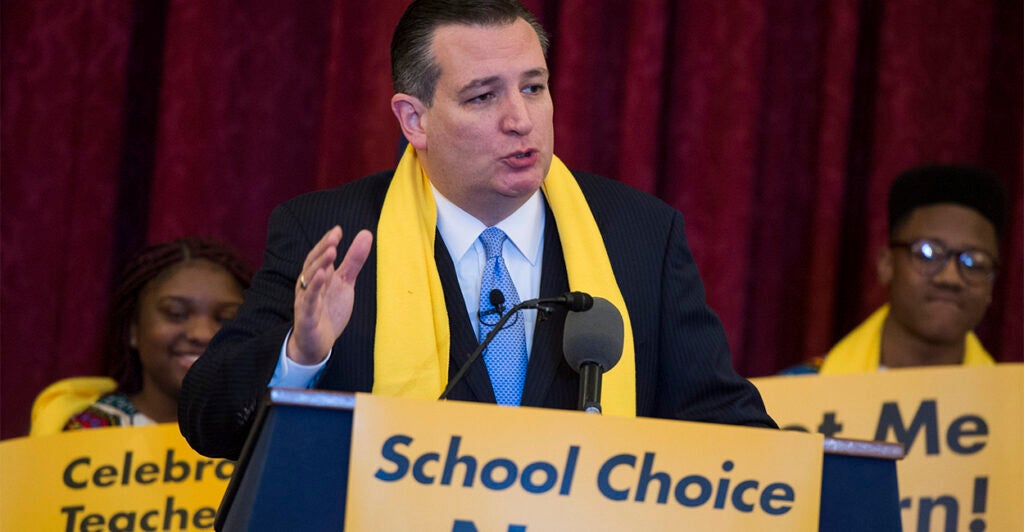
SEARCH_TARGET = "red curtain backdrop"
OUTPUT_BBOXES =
[3,0,1021,439]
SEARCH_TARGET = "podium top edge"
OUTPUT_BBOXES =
[823,437,905,460]
[267,387,356,410]
[259,390,902,461]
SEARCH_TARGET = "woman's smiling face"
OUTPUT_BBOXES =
[131,259,244,400]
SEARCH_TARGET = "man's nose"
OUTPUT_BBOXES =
[932,255,966,287]
[500,93,533,136]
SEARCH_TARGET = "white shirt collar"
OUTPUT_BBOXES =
[433,187,544,265]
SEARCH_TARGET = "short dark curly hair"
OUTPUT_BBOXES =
[888,164,1008,240]
[102,237,253,394]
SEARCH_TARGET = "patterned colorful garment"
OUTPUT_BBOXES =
[63,393,155,430]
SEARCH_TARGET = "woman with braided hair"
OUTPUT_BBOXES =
[53,238,253,431]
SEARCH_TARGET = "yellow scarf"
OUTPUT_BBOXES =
[819,304,995,374]
[30,376,117,436]
[373,146,636,416]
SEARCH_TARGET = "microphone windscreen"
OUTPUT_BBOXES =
[563,297,624,372]
[564,291,594,311]
[489,289,505,308]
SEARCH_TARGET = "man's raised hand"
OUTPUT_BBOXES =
[287,226,373,364]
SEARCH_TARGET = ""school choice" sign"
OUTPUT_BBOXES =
[348,394,823,531]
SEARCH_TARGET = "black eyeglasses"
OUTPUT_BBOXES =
[889,239,999,285]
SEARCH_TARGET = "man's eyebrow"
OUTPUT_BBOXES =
[456,68,550,97]
[522,68,548,80]
[457,76,501,97]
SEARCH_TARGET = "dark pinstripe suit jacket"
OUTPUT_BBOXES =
[180,169,776,459]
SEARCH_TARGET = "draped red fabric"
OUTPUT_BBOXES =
[2,0,133,435]
[2,0,1021,439]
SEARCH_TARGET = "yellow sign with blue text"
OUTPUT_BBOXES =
[347,394,823,531]
[752,364,1023,532]
[0,424,231,531]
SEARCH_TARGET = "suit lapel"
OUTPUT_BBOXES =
[521,205,570,407]
[435,230,497,403]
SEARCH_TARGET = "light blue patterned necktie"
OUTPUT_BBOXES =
[477,227,528,406]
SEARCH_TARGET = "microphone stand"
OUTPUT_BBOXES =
[437,301,556,401]
[578,363,603,414]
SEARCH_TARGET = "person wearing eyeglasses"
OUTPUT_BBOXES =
[786,164,1007,375]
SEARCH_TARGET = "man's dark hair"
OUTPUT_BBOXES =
[391,0,550,106]
[888,163,1008,240]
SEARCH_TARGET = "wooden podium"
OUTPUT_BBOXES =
[216,388,903,531]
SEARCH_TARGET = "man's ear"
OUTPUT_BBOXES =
[391,93,428,150]
[877,246,894,287]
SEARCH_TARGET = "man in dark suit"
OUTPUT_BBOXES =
[180,0,776,460]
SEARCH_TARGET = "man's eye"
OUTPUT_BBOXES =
[523,84,545,95]
[917,242,939,260]
[960,253,991,271]
[468,92,494,103]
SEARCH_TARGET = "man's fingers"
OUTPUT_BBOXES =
[295,267,328,315]
[336,230,374,283]
[302,226,342,273]
[295,228,371,319]
[299,226,341,290]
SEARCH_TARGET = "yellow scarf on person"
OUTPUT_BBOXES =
[372,146,636,416]
[819,304,995,374]
[29,376,117,436]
